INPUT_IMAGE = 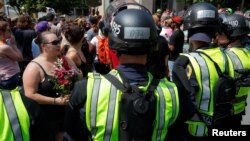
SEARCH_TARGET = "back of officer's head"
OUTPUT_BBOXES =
[183,2,218,38]
[218,13,249,40]
[108,8,158,55]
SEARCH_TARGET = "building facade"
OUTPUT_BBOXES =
[97,0,248,16]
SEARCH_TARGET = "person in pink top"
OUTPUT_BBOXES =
[160,17,173,41]
[0,21,23,89]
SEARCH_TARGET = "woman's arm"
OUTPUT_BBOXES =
[22,62,69,105]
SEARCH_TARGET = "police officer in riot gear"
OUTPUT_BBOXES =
[217,13,250,48]
[170,2,230,141]
[64,3,190,141]
[216,13,250,125]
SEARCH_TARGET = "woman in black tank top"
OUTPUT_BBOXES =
[22,32,81,141]
[63,24,93,77]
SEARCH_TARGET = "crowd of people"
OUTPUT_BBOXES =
[0,1,250,141]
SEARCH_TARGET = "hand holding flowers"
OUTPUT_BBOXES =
[54,95,71,105]
[52,56,77,97]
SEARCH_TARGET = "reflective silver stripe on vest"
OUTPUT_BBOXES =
[155,83,177,141]
[90,74,101,137]
[225,50,244,97]
[2,91,22,141]
[225,50,243,74]
[156,86,165,141]
[196,124,206,136]
[190,53,210,112]
[166,84,177,124]
[104,72,118,141]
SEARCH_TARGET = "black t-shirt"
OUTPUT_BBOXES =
[169,29,184,61]
[14,28,36,61]
[147,36,169,79]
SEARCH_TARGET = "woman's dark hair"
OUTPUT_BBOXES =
[16,15,33,29]
[64,24,85,45]
[35,31,53,52]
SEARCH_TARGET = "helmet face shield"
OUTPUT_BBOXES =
[183,2,218,32]
[218,14,249,38]
[108,7,158,54]
[103,0,147,30]
[103,1,159,54]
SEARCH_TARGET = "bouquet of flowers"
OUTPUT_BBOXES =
[52,56,77,97]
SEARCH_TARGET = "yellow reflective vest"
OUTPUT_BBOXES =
[85,70,179,141]
[182,47,232,137]
[225,47,250,115]
[0,87,30,141]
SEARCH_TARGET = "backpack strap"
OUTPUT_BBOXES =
[104,71,159,141]
[104,70,160,98]
[103,72,130,141]
[103,72,126,91]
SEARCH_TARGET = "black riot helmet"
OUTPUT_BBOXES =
[103,0,138,29]
[183,2,218,37]
[108,7,158,55]
[217,12,230,37]
[219,14,249,38]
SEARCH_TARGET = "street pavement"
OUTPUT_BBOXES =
[242,95,250,125]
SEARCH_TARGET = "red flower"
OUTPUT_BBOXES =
[61,56,71,70]
[54,69,64,79]
[58,79,69,86]
[51,56,77,97]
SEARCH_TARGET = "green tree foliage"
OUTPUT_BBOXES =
[8,0,86,15]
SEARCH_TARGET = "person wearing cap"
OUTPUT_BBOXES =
[57,15,66,29]
[167,16,184,81]
[154,8,162,19]
[46,12,60,37]
[170,2,231,140]
[32,21,51,58]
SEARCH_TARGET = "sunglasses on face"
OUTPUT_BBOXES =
[43,39,61,46]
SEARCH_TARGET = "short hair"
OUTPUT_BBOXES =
[16,15,33,29]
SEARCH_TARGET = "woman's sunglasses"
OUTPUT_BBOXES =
[43,39,61,46]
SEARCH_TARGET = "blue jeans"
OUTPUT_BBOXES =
[168,60,175,81]
[0,73,20,90]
